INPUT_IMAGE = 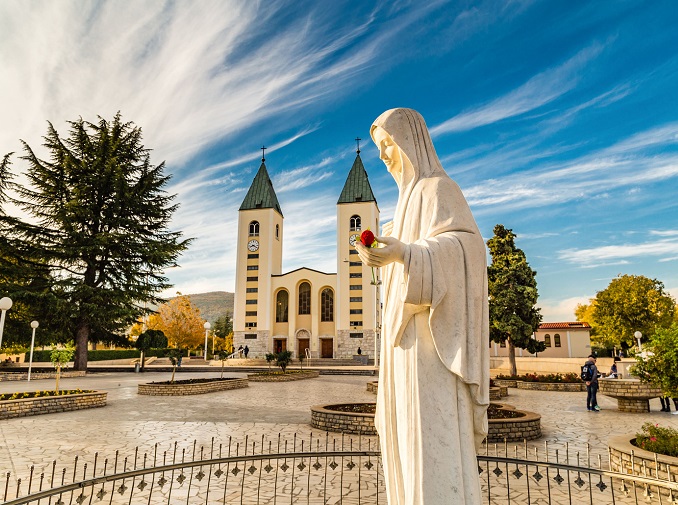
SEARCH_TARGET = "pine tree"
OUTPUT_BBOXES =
[487,224,544,376]
[5,113,189,369]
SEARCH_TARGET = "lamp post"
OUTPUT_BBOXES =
[634,331,642,351]
[0,297,13,350]
[27,321,38,381]
[204,322,211,359]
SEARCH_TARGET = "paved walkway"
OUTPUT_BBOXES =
[1,372,676,503]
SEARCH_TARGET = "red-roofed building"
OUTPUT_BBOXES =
[491,322,593,358]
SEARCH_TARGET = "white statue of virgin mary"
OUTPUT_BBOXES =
[356,108,489,504]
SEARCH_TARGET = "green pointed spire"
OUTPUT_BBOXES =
[337,154,377,205]
[239,162,283,216]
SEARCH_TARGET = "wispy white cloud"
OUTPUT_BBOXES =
[273,158,335,193]
[538,295,590,322]
[463,122,678,211]
[558,238,678,265]
[430,42,605,135]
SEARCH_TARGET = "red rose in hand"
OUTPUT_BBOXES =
[360,230,375,247]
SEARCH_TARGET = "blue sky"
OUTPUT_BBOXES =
[2,1,677,321]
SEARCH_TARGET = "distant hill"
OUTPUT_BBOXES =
[183,291,234,323]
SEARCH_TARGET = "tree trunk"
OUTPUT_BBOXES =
[508,339,517,377]
[55,364,61,392]
[74,320,90,371]
[171,365,176,383]
[141,350,145,371]
[221,361,224,379]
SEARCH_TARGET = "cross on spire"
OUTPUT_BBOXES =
[355,137,361,154]
[261,145,267,162]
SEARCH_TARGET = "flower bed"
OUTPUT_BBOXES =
[0,390,106,419]
[311,403,377,435]
[609,433,678,479]
[248,370,320,382]
[494,373,584,391]
[487,403,541,443]
[138,377,248,396]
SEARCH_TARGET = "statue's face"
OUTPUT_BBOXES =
[372,126,402,178]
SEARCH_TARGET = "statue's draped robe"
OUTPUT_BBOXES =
[372,109,489,505]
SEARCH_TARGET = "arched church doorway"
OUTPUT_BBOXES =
[296,329,310,358]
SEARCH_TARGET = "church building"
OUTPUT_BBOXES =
[233,148,381,360]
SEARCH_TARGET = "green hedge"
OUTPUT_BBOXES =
[28,348,184,362]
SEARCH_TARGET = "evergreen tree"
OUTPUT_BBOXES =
[487,224,544,376]
[4,113,189,369]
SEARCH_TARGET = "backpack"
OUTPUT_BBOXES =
[581,363,593,381]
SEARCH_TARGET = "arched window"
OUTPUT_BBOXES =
[249,221,259,236]
[298,282,311,315]
[544,334,551,347]
[350,215,361,232]
[554,333,561,347]
[276,290,288,323]
[321,288,334,322]
[275,224,279,239]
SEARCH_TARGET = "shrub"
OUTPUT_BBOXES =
[634,422,678,458]
[275,351,293,373]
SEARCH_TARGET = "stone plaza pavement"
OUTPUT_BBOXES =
[1,371,677,503]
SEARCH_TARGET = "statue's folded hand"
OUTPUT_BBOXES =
[355,236,406,267]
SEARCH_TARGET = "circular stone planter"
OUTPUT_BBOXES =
[599,378,663,412]
[516,381,586,392]
[0,390,107,419]
[366,381,378,394]
[487,403,541,443]
[608,434,678,478]
[138,377,248,396]
[311,403,377,435]
[248,370,320,382]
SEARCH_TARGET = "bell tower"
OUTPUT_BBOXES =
[335,139,380,360]
[233,149,283,355]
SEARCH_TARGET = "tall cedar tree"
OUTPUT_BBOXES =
[0,155,73,346]
[487,224,544,376]
[6,113,189,369]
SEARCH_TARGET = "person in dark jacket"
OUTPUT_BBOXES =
[244,345,249,358]
[585,355,601,411]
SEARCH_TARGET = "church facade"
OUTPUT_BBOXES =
[233,151,381,360]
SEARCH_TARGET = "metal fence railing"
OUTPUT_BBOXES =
[2,435,677,504]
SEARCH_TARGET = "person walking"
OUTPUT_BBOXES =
[584,354,601,411]
[244,345,249,359]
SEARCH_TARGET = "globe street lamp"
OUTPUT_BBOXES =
[204,322,211,359]
[634,331,642,351]
[0,297,13,349]
[27,321,39,381]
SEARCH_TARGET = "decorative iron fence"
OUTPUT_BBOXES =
[2,435,677,504]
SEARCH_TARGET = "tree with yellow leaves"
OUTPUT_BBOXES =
[146,294,205,350]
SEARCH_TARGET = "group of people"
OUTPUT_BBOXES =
[237,345,249,358]
[584,354,678,414]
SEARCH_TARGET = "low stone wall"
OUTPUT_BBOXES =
[490,387,501,401]
[0,371,86,382]
[248,371,320,382]
[138,378,249,396]
[599,379,663,412]
[516,381,585,392]
[487,403,541,443]
[366,381,378,394]
[0,391,107,420]
[608,435,678,479]
[311,403,376,435]
[493,379,517,388]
